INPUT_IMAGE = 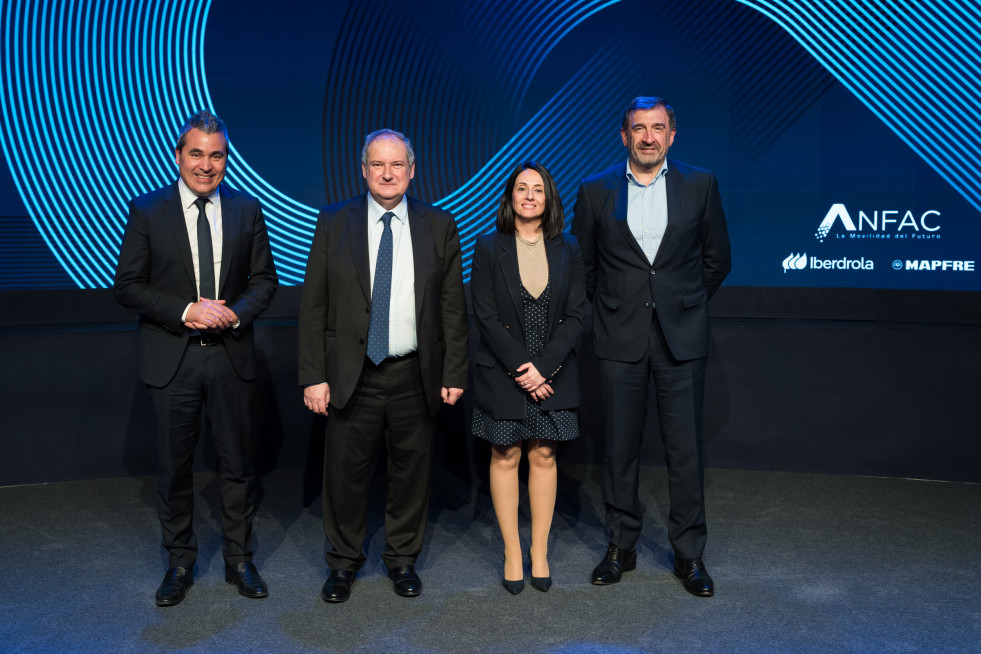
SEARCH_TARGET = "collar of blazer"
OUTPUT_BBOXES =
[610,160,683,268]
[163,181,241,298]
[494,231,565,325]
[345,194,433,318]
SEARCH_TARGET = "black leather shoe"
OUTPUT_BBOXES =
[591,543,637,585]
[225,562,269,598]
[321,569,353,603]
[388,565,422,597]
[673,556,714,597]
[155,566,193,606]
[530,576,552,593]
[502,578,525,595]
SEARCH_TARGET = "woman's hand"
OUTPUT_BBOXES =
[530,383,553,401]
[515,362,546,393]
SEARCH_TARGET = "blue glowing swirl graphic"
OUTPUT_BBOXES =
[0,0,622,287]
[736,0,981,216]
[2,0,980,289]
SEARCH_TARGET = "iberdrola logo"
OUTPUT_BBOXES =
[782,253,807,272]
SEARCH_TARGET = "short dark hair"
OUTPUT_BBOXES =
[496,162,565,240]
[620,96,676,133]
[362,129,416,168]
[175,110,228,153]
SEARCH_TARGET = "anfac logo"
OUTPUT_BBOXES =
[815,205,854,241]
[815,203,941,242]
[782,253,807,272]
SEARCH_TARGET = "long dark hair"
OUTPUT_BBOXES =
[495,161,564,239]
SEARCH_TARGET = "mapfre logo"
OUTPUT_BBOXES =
[815,203,941,242]
[782,253,807,272]
[900,259,975,272]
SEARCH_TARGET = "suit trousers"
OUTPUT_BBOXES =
[322,354,434,571]
[598,312,708,559]
[146,341,257,569]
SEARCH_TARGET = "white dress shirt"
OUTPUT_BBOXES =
[367,194,417,356]
[178,179,222,322]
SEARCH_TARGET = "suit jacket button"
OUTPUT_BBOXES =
[359,337,365,344]
[645,302,652,308]
[366,307,370,313]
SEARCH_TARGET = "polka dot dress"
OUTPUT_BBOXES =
[472,281,580,446]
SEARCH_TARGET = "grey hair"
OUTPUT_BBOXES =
[175,110,228,153]
[361,129,415,167]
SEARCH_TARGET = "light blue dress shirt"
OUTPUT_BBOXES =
[625,160,669,265]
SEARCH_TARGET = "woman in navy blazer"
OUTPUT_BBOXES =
[470,162,587,594]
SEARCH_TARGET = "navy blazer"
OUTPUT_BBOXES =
[571,160,731,363]
[113,182,278,387]
[470,231,587,420]
[297,195,469,416]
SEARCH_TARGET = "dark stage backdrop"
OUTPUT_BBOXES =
[1,1,980,486]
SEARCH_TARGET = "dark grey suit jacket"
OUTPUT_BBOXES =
[470,232,586,420]
[297,195,469,416]
[113,182,279,387]
[571,160,731,363]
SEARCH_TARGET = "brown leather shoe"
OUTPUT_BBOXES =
[590,543,637,585]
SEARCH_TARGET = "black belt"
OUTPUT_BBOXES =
[371,351,417,365]
[189,333,223,346]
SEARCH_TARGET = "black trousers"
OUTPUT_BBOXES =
[146,341,256,569]
[598,314,708,559]
[322,355,434,571]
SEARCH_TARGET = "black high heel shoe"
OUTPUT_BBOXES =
[502,578,525,595]
[529,546,551,592]
[530,575,552,592]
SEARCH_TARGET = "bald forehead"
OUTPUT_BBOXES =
[365,136,409,162]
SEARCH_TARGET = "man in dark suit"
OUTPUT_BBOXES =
[114,110,278,606]
[298,129,468,603]
[572,97,731,597]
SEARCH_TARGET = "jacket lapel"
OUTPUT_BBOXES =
[654,161,680,267]
[348,198,371,301]
[408,197,431,319]
[217,184,236,297]
[544,236,565,328]
[611,165,649,265]
[164,182,197,293]
[498,233,524,323]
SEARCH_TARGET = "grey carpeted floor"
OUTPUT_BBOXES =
[1,463,978,654]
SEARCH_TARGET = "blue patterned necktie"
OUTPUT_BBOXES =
[366,211,395,365]
[194,197,215,299]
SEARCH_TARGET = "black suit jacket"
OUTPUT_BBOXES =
[297,195,469,416]
[113,182,279,387]
[571,160,731,363]
[470,232,587,420]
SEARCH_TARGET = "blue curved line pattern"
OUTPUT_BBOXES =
[0,0,324,287]
[735,0,981,216]
[0,0,621,287]
[460,0,623,113]
[435,42,624,282]
[4,0,980,290]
